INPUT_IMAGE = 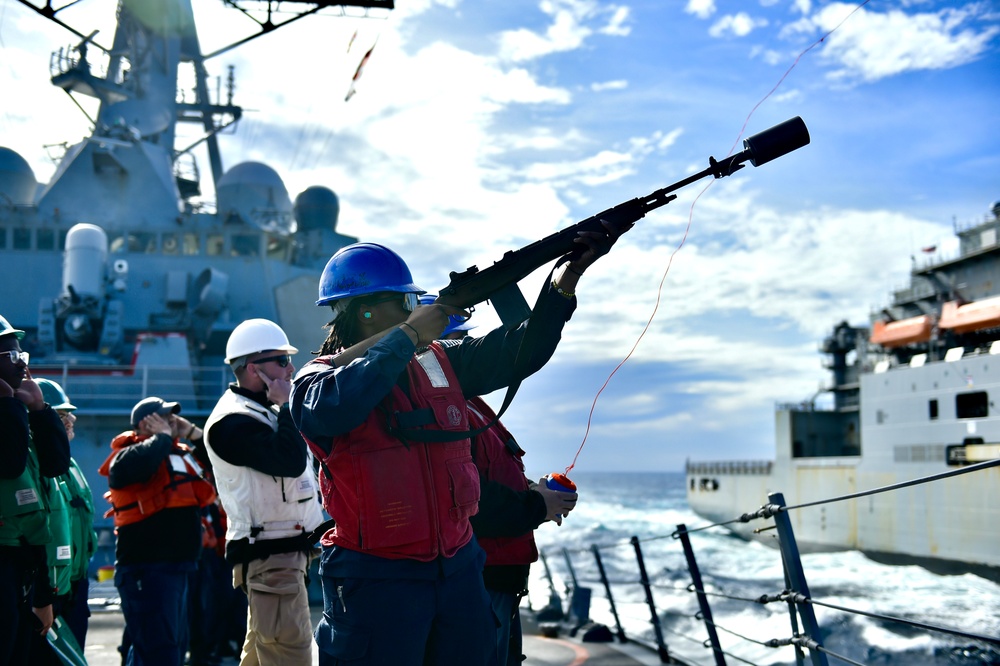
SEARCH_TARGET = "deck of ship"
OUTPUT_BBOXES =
[79,606,665,666]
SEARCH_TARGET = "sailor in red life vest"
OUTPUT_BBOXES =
[424,298,579,666]
[99,397,216,666]
[291,224,627,666]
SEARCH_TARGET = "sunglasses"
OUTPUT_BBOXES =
[2,350,29,365]
[366,293,419,313]
[250,354,291,368]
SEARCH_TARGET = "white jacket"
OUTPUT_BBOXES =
[204,390,323,543]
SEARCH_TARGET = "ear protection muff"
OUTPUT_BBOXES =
[363,312,372,319]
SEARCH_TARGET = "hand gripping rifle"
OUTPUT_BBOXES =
[436,116,810,328]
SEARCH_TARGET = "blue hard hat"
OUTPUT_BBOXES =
[419,294,476,338]
[317,243,424,306]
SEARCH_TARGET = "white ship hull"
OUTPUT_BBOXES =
[688,345,1000,576]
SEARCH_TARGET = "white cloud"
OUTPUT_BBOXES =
[656,128,684,151]
[543,189,956,368]
[600,6,631,37]
[498,0,631,62]
[523,149,636,187]
[686,0,716,20]
[591,79,628,92]
[788,3,1000,83]
[709,12,769,38]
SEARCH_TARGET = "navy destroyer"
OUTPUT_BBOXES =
[0,0,391,565]
[687,201,1000,579]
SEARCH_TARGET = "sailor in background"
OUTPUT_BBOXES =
[99,396,216,666]
[0,314,71,666]
[204,318,324,666]
[421,297,579,666]
[34,378,99,654]
[291,229,622,665]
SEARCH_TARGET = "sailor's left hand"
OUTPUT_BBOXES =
[567,217,632,274]
[536,478,578,526]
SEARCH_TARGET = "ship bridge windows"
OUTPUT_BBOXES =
[231,233,260,257]
[110,232,157,254]
[182,233,199,255]
[956,391,989,419]
[162,232,180,255]
[207,234,225,256]
[161,232,200,256]
[37,229,55,250]
[0,227,68,251]
[13,228,30,250]
[266,234,289,260]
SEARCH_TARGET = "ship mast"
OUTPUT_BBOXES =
[17,0,392,223]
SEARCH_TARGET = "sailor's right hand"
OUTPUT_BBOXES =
[536,480,578,526]
[32,603,53,635]
[402,304,469,346]
[140,412,173,437]
[259,372,292,406]
[13,371,45,411]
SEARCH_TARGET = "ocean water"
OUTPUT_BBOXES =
[526,471,1000,666]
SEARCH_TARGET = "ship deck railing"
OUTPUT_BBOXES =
[684,460,773,476]
[534,459,1000,665]
[31,363,232,416]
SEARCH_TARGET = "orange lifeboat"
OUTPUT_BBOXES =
[870,315,934,348]
[938,297,1000,334]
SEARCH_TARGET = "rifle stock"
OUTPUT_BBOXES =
[436,116,809,327]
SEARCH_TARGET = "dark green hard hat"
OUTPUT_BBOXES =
[0,314,25,340]
[36,378,77,411]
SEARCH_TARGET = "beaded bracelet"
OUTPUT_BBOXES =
[552,281,575,299]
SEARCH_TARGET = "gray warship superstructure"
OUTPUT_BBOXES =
[687,201,1000,579]
[0,0,391,564]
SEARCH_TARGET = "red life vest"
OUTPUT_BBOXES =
[467,397,539,566]
[98,432,217,527]
[309,343,480,562]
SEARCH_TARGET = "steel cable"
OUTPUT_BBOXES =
[674,457,1000,535]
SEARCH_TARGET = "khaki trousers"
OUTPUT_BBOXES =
[233,550,313,666]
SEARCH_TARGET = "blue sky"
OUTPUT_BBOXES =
[2,0,999,474]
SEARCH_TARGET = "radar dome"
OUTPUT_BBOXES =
[294,186,340,232]
[217,161,294,234]
[0,147,38,205]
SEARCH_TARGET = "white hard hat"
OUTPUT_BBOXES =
[225,319,298,364]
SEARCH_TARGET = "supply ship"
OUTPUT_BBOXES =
[687,201,1000,580]
[0,0,391,561]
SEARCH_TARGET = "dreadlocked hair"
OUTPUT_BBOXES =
[316,302,363,356]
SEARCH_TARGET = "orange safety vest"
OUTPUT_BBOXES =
[98,432,217,527]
